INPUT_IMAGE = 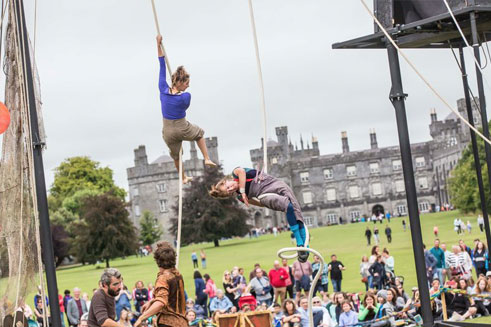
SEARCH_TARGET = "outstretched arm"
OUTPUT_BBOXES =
[248,198,263,207]
[233,167,249,206]
[157,35,164,57]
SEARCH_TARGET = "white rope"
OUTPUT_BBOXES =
[247,0,268,174]
[359,0,491,147]
[149,0,183,267]
[277,225,323,327]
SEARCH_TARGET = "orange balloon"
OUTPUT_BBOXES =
[0,102,10,135]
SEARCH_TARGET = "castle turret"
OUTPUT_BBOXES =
[205,137,219,164]
[341,131,350,153]
[134,145,148,167]
[370,128,378,149]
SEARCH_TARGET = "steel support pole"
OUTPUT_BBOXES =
[386,44,433,327]
[13,0,62,326]
[470,12,491,256]
[459,46,491,254]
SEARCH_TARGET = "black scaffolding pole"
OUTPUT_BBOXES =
[470,12,491,256]
[386,43,433,327]
[13,0,62,326]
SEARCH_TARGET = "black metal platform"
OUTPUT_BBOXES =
[332,4,491,49]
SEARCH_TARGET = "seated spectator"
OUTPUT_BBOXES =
[395,284,411,311]
[257,302,269,311]
[282,299,301,327]
[185,310,196,324]
[473,277,491,316]
[118,309,132,327]
[272,303,284,327]
[329,292,346,324]
[338,301,358,327]
[313,297,335,327]
[297,296,333,327]
[185,299,206,320]
[229,306,237,314]
[443,280,477,321]
[209,290,233,314]
[429,279,441,296]
[241,304,252,313]
[78,313,88,327]
[358,292,380,322]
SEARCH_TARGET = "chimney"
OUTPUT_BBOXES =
[300,135,304,150]
[134,145,148,167]
[341,131,350,153]
[205,137,219,164]
[312,135,319,151]
[190,141,198,160]
[370,128,378,149]
[430,108,437,123]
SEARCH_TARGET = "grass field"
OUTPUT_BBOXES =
[50,210,491,324]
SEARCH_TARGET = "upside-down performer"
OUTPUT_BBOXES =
[156,35,216,183]
[209,167,309,262]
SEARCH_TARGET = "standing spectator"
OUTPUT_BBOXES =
[191,251,198,269]
[360,256,370,291]
[282,259,295,300]
[373,227,380,245]
[63,290,71,316]
[402,219,406,232]
[386,212,391,223]
[473,241,488,278]
[222,271,238,308]
[460,240,473,258]
[478,215,485,233]
[467,221,472,234]
[247,268,273,306]
[249,263,267,281]
[292,259,312,299]
[365,227,372,246]
[115,285,132,320]
[338,301,358,327]
[369,255,385,290]
[34,297,50,327]
[194,271,208,317]
[312,255,329,297]
[442,243,452,281]
[58,294,66,327]
[383,248,395,275]
[133,281,149,313]
[87,268,122,327]
[454,218,462,234]
[384,225,392,243]
[269,260,289,305]
[82,293,91,312]
[430,239,446,284]
[203,273,217,303]
[200,250,207,269]
[232,267,246,297]
[147,283,154,300]
[67,288,88,327]
[34,286,48,308]
[424,244,437,282]
[433,225,439,237]
[368,246,380,288]
[328,255,345,292]
[209,290,233,314]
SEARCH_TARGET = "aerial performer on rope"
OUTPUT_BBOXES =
[209,167,309,262]
[156,35,216,183]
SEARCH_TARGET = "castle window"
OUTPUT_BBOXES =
[415,156,426,167]
[392,160,402,171]
[369,162,380,174]
[324,168,333,180]
[349,210,361,219]
[396,204,407,215]
[349,185,360,199]
[418,177,428,189]
[347,165,357,177]
[300,172,309,184]
[135,205,141,217]
[448,137,458,147]
[419,201,430,213]
[304,216,313,226]
[395,180,405,193]
[132,187,139,197]
[159,199,168,213]
[157,183,167,193]
[372,182,382,196]
[271,157,278,164]
[326,213,337,224]
[303,191,313,204]
[326,188,336,201]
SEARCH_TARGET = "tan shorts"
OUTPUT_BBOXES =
[162,118,204,160]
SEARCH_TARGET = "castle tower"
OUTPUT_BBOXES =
[205,137,219,164]
[341,131,350,153]
[370,128,378,149]
[134,145,148,167]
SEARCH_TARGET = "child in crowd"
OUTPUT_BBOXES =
[338,300,359,327]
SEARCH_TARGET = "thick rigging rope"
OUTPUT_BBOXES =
[359,0,491,147]
[149,0,183,268]
[247,0,268,174]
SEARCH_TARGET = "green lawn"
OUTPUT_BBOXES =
[56,211,484,294]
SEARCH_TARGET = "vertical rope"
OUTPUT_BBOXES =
[150,0,172,78]
[247,0,268,173]
[33,0,36,55]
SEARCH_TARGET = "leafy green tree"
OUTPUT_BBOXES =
[449,122,491,213]
[139,211,163,246]
[170,166,250,247]
[71,193,138,267]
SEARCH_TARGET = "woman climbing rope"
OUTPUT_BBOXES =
[209,167,309,262]
[156,35,216,183]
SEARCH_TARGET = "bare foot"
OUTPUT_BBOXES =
[204,159,217,167]
[183,176,193,184]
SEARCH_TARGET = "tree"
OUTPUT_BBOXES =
[71,193,138,267]
[170,166,250,247]
[139,211,163,246]
[51,224,70,266]
[449,122,491,213]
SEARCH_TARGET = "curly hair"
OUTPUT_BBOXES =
[208,177,233,198]
[154,241,176,269]
[171,66,190,88]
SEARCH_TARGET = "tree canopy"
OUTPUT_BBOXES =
[139,211,163,246]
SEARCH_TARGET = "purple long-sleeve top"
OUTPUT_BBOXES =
[159,56,191,120]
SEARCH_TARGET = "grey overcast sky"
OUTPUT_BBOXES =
[1,0,490,192]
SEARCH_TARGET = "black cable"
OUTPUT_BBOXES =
[477,33,488,70]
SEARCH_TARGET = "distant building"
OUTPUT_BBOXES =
[248,98,481,228]
[127,138,219,242]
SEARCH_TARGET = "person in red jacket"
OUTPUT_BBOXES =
[268,260,290,305]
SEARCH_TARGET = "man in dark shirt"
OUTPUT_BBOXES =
[328,255,345,292]
[365,227,372,246]
[88,268,122,327]
[385,225,392,243]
